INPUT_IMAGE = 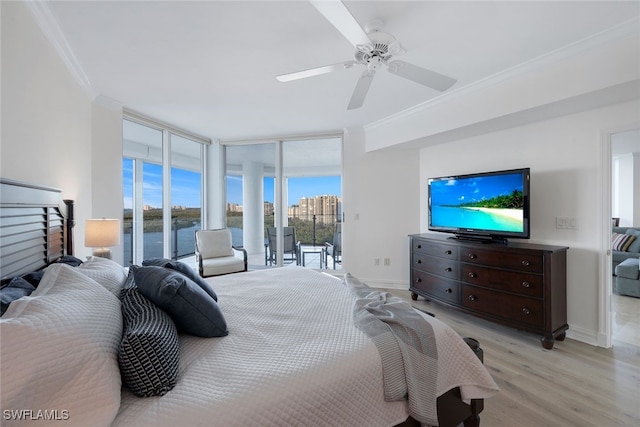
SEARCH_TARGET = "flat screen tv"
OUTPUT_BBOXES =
[428,168,530,244]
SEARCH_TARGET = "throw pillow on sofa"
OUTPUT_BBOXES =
[612,233,636,252]
[624,229,640,253]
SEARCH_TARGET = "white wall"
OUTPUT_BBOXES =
[342,127,419,287]
[417,100,640,345]
[91,102,125,263]
[1,1,123,261]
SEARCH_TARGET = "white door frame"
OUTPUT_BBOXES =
[598,123,640,348]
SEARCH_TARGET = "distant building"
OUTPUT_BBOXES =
[227,203,243,213]
[293,195,340,223]
[264,201,274,216]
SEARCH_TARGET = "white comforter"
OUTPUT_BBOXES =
[113,267,497,427]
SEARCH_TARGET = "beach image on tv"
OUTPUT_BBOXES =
[430,173,524,232]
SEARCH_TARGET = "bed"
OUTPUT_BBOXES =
[0,178,499,427]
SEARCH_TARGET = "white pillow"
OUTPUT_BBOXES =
[75,256,127,296]
[197,229,234,258]
[0,264,123,427]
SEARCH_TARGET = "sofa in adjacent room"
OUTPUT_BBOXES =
[614,257,640,298]
[612,226,640,270]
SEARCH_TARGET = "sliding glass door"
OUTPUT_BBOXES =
[123,116,207,266]
[122,120,164,264]
[223,137,341,269]
[283,138,342,269]
[170,135,202,260]
[225,143,275,256]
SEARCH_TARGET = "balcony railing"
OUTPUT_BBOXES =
[123,216,200,265]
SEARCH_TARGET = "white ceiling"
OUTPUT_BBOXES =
[40,1,640,142]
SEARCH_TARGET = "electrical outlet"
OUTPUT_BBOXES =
[556,216,578,229]
[384,258,390,266]
[374,258,380,266]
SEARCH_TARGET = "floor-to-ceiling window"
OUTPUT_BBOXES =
[283,138,342,269]
[225,143,275,256]
[223,136,342,269]
[123,114,207,265]
[170,135,203,260]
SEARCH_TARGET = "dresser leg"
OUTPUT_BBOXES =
[540,336,555,350]
[556,332,566,341]
[411,292,418,301]
[463,414,480,427]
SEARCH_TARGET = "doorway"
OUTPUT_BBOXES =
[609,130,640,346]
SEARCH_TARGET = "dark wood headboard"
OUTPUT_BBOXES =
[0,178,75,281]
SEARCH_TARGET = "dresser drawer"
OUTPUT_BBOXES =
[460,264,542,298]
[460,246,543,273]
[412,239,459,259]
[412,253,458,279]
[461,285,543,329]
[411,270,459,304]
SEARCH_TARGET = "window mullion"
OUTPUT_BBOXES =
[162,130,172,259]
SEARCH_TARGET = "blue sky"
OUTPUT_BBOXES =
[124,159,341,208]
[227,175,341,205]
[430,172,523,206]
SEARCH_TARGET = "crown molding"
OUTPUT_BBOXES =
[93,95,123,111]
[365,17,640,133]
[25,0,97,101]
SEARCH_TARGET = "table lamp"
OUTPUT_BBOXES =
[85,218,121,259]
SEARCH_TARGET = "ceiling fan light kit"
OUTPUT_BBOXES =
[277,0,457,109]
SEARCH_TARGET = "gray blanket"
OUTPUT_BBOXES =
[345,273,439,426]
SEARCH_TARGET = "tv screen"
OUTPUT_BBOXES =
[428,168,530,243]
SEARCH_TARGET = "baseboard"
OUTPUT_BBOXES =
[359,278,408,290]
[565,325,599,347]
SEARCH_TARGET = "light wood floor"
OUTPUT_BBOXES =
[382,288,640,427]
[612,293,640,346]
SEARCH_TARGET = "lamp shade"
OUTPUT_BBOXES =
[85,219,121,248]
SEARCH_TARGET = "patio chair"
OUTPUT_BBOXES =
[324,223,342,269]
[265,227,300,266]
[195,228,247,277]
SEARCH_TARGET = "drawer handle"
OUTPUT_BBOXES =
[416,278,422,284]
[522,281,531,288]
[417,244,422,249]
[468,253,477,259]
[445,267,452,272]
[521,260,531,266]
[468,295,477,301]
[416,259,422,264]
[522,307,530,315]
[445,288,452,294]
[468,272,477,278]
[445,250,452,255]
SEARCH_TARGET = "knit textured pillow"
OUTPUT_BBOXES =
[119,282,179,397]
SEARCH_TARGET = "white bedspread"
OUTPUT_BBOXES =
[113,267,497,427]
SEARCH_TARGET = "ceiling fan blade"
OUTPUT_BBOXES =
[277,61,357,82]
[347,70,375,110]
[310,0,371,48]
[387,60,457,92]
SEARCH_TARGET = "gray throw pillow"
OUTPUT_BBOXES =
[624,229,640,253]
[142,257,217,301]
[119,273,179,397]
[1,277,35,316]
[134,266,228,338]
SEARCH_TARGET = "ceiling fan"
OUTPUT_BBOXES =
[276,0,457,110]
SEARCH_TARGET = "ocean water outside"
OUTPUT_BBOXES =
[123,224,244,265]
[431,206,523,232]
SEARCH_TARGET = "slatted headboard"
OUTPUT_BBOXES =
[0,178,75,282]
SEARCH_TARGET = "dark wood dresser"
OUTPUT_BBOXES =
[409,234,569,349]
